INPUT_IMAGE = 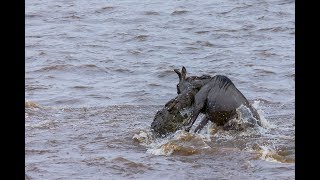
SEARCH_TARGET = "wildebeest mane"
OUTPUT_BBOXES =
[213,75,235,90]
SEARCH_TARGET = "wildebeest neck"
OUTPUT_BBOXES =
[182,75,213,92]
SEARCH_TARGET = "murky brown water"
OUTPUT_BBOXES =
[26,0,294,179]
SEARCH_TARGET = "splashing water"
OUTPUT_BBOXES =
[26,0,294,178]
[252,100,276,129]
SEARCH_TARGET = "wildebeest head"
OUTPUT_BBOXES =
[174,66,188,94]
[174,66,212,94]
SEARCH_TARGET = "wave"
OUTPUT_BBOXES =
[133,130,211,156]
[25,100,41,109]
[171,10,189,16]
[246,144,294,163]
[132,102,293,163]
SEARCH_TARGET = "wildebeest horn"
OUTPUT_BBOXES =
[174,69,182,80]
[181,66,186,80]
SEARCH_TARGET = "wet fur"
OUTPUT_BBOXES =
[174,66,261,133]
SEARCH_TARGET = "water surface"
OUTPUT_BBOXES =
[26,0,295,179]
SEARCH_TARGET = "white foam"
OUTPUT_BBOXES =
[136,100,278,157]
[146,147,172,156]
[133,130,180,156]
[253,100,275,129]
[145,134,175,156]
[132,130,153,146]
[202,121,214,141]
[244,143,285,163]
[144,130,211,156]
[258,145,282,163]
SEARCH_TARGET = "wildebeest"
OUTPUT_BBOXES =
[172,66,261,133]
[150,66,261,137]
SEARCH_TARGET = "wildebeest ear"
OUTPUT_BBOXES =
[181,66,186,80]
[174,69,182,80]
